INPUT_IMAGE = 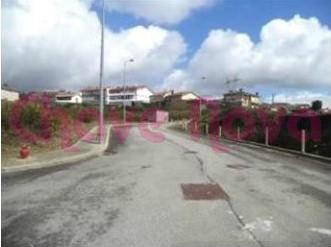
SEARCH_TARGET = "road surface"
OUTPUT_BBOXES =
[2,126,331,247]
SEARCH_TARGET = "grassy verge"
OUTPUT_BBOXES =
[1,121,97,162]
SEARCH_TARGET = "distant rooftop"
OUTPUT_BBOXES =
[224,88,259,97]
[1,83,18,92]
[81,84,153,93]
[170,91,200,97]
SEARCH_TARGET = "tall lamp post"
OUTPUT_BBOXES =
[99,0,105,143]
[122,58,134,123]
[200,76,206,119]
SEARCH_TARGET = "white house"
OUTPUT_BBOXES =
[55,92,82,104]
[164,91,200,106]
[174,91,200,101]
[106,85,153,106]
[1,84,19,101]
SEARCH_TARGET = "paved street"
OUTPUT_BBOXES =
[2,126,331,247]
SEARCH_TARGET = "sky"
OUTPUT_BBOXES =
[2,0,331,106]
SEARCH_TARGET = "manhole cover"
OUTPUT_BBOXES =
[227,164,251,170]
[181,183,229,200]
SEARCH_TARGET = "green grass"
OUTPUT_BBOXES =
[1,121,97,161]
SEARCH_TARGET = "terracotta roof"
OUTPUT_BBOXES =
[224,89,259,97]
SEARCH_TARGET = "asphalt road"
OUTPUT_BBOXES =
[2,126,331,247]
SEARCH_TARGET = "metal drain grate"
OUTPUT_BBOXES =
[227,164,251,170]
[181,183,229,200]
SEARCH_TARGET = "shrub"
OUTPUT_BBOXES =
[19,102,41,132]
[169,110,190,121]
[77,107,98,123]
[1,100,13,131]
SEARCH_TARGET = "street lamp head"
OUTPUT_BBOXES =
[129,58,134,63]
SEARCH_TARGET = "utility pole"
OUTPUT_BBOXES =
[98,0,105,143]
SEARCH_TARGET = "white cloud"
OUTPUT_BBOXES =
[1,0,186,91]
[163,15,331,98]
[162,69,191,91]
[105,0,218,24]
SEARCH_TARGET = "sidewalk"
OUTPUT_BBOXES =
[1,125,111,174]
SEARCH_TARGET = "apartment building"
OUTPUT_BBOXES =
[223,88,261,108]
[105,85,153,106]
[55,92,82,104]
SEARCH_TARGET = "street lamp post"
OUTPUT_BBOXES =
[200,77,206,119]
[98,0,105,143]
[122,58,134,123]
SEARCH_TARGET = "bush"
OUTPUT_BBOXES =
[20,102,42,132]
[1,100,13,131]
[77,107,98,123]
[169,110,190,121]
[50,116,61,133]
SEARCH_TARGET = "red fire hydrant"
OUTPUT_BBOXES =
[20,145,30,159]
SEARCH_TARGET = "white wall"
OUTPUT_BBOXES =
[181,93,199,101]
[1,89,19,101]
[56,95,82,104]
[72,95,82,104]
[136,87,153,103]
[106,87,153,105]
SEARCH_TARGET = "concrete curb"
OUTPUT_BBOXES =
[1,125,112,174]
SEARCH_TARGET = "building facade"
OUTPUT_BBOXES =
[105,85,153,106]
[55,92,82,104]
[150,91,173,107]
[1,84,19,101]
[223,89,261,108]
[81,87,103,105]
[164,91,200,109]
[1,89,19,101]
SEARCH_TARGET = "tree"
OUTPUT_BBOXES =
[311,100,322,112]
